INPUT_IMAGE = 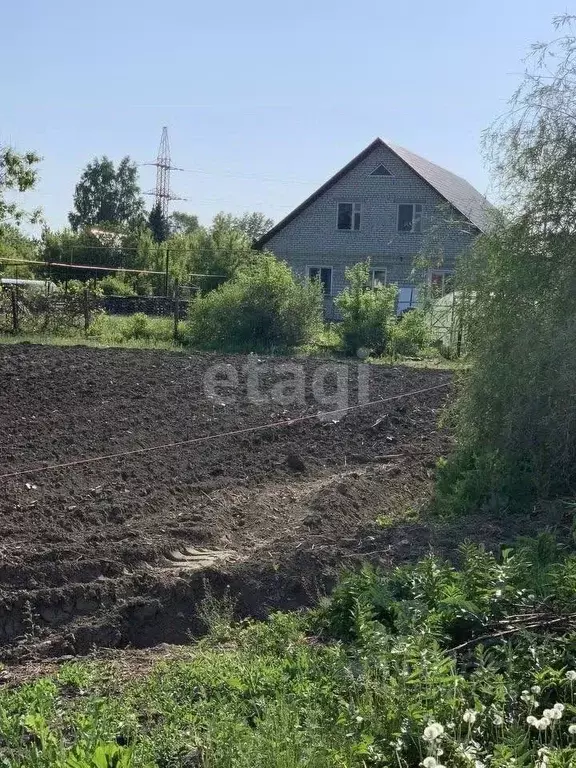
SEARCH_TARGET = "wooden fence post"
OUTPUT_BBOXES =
[173,279,180,341]
[11,286,19,334]
[83,287,90,335]
[164,249,170,296]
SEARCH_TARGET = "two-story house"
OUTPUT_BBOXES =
[255,138,492,314]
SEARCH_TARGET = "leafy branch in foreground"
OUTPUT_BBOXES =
[0,146,41,232]
[438,15,576,514]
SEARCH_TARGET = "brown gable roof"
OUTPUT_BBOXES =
[255,138,493,248]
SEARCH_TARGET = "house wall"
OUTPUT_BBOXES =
[263,143,477,297]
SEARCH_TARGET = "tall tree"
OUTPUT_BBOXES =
[68,156,145,231]
[440,14,576,512]
[0,146,41,234]
[169,211,199,235]
[212,211,274,240]
[148,202,169,243]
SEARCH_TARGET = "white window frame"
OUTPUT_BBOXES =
[336,202,361,231]
[397,203,423,233]
[370,267,387,288]
[306,265,333,296]
[429,269,454,296]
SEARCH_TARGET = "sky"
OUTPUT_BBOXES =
[1,0,559,234]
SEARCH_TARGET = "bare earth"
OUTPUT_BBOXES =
[0,344,456,659]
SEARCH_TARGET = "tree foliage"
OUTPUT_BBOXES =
[39,226,154,288]
[148,202,169,243]
[212,211,274,241]
[169,211,199,235]
[68,156,145,232]
[0,146,41,232]
[440,15,576,512]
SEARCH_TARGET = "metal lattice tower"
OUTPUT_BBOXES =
[155,127,171,219]
[144,127,184,217]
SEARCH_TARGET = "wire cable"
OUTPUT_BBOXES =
[0,383,450,480]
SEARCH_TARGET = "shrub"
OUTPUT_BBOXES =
[334,262,397,355]
[63,279,92,296]
[390,308,431,356]
[187,254,323,351]
[86,313,174,344]
[97,274,136,297]
[121,312,150,339]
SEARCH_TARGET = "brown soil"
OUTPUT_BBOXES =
[0,344,458,661]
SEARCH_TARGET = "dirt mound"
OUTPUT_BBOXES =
[0,345,452,659]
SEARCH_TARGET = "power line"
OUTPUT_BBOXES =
[0,257,226,278]
[139,161,315,185]
[176,167,315,185]
[0,383,450,480]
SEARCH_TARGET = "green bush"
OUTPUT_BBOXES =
[97,275,136,297]
[187,254,323,351]
[63,279,93,296]
[390,308,431,356]
[334,262,397,355]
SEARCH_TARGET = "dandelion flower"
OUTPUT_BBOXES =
[527,715,538,726]
[554,702,565,713]
[537,717,550,731]
[566,671,576,681]
[493,714,504,726]
[422,759,437,768]
[423,723,444,741]
[543,707,562,721]
[568,724,576,735]
[463,709,477,724]
[531,685,542,694]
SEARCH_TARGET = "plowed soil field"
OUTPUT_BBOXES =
[0,344,453,660]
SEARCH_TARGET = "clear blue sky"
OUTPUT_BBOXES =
[1,0,557,233]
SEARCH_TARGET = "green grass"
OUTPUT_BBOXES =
[0,314,187,353]
[0,319,459,369]
[4,533,576,767]
[0,333,184,352]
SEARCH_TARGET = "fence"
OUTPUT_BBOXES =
[0,283,191,341]
[0,248,214,342]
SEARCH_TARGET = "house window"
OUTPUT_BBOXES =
[397,203,423,233]
[398,286,418,314]
[308,266,333,295]
[370,164,392,177]
[370,268,387,288]
[337,202,361,230]
[430,270,454,296]
[370,163,392,176]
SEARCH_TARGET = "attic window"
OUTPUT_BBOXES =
[370,164,392,177]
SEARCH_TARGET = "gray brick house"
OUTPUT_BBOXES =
[255,138,492,313]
